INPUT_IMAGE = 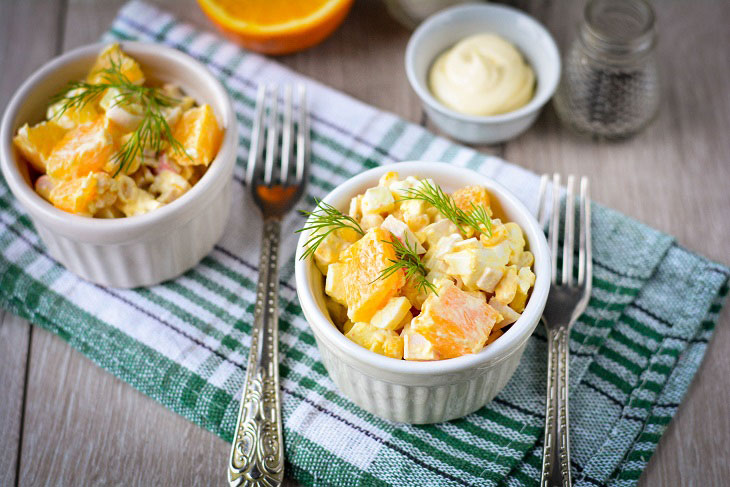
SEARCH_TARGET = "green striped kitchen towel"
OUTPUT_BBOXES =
[1,2,728,486]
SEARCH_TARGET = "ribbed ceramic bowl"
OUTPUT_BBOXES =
[405,4,560,144]
[295,162,550,423]
[0,42,237,288]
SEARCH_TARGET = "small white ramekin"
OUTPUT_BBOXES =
[405,4,561,144]
[0,42,237,288]
[295,162,549,424]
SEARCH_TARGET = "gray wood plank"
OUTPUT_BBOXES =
[275,0,422,124]
[0,312,30,487]
[0,0,66,106]
[0,1,65,485]
[19,327,228,486]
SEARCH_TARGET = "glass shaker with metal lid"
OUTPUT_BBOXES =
[553,0,660,139]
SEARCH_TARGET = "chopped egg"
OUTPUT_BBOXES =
[314,172,536,360]
[14,43,222,218]
[370,296,412,330]
[362,186,395,214]
[381,215,426,253]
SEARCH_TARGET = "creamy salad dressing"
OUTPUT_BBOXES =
[429,33,535,116]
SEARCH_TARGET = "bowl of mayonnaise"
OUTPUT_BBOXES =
[405,3,560,144]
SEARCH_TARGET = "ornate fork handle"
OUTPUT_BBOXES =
[228,218,285,487]
[541,326,572,487]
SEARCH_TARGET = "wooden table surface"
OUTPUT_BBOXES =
[1,0,728,485]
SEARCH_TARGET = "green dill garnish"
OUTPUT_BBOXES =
[375,235,437,296]
[399,180,492,237]
[49,56,189,177]
[297,200,365,260]
[296,201,437,295]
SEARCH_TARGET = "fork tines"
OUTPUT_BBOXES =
[246,83,309,188]
[537,174,592,289]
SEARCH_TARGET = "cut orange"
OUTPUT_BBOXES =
[46,119,114,181]
[13,121,67,173]
[47,97,99,131]
[197,0,354,55]
[48,172,117,216]
[452,185,491,213]
[168,104,223,167]
[87,43,145,85]
[341,228,405,323]
[411,281,499,359]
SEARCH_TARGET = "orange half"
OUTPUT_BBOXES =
[197,0,354,55]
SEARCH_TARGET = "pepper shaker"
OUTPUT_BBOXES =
[553,0,660,139]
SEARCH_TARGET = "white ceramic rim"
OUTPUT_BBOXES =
[0,41,237,242]
[404,3,561,124]
[295,161,550,376]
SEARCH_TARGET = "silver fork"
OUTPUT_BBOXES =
[537,174,592,487]
[228,83,309,487]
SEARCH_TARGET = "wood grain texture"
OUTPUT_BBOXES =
[0,0,66,106]
[0,312,30,487]
[0,0,728,486]
[0,1,65,485]
[275,0,422,123]
[18,327,228,486]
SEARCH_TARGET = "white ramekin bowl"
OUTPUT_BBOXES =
[295,162,550,423]
[0,42,237,288]
[405,4,561,144]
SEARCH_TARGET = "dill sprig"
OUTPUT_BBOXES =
[49,56,189,177]
[297,200,365,260]
[399,180,492,237]
[375,235,437,296]
[296,201,436,295]
[465,201,493,237]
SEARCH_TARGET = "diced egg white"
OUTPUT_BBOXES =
[381,215,426,253]
[360,213,384,231]
[402,322,439,361]
[418,219,460,248]
[488,297,521,328]
[325,263,348,305]
[362,186,395,214]
[370,296,412,330]
[476,266,504,293]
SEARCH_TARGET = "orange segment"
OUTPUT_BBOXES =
[46,96,99,130]
[341,228,405,323]
[48,172,117,216]
[12,121,67,172]
[46,119,114,181]
[168,104,222,167]
[452,185,491,213]
[411,281,499,359]
[197,0,354,55]
[87,43,145,85]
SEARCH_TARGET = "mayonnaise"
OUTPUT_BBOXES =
[429,33,535,116]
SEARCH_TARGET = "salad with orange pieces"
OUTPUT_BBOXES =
[13,44,223,217]
[299,172,536,360]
